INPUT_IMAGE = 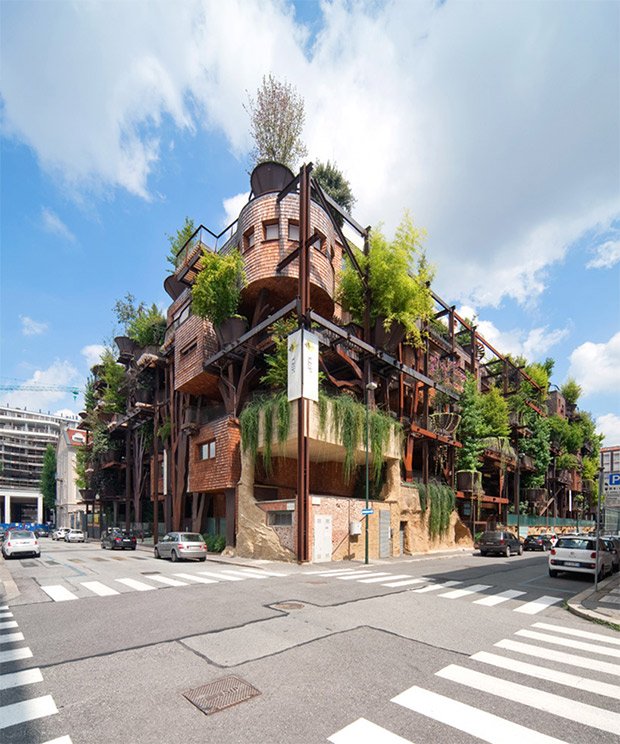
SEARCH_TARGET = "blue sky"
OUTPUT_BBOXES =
[0,0,618,444]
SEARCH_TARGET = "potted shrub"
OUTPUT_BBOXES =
[192,247,248,346]
[456,375,486,493]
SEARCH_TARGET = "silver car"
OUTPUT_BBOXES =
[2,529,41,559]
[65,529,85,543]
[154,532,207,562]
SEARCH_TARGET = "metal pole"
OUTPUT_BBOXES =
[365,386,370,565]
[595,467,603,591]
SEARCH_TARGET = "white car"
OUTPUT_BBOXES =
[2,529,40,559]
[549,534,613,580]
[52,527,69,540]
[64,529,85,543]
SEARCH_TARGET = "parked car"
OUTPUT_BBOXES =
[35,525,51,538]
[523,534,555,552]
[154,532,207,562]
[2,529,40,559]
[478,530,523,557]
[549,535,613,579]
[101,528,137,551]
[64,529,85,543]
[601,536,620,573]
[52,527,69,541]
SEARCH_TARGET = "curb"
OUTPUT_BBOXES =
[567,573,620,625]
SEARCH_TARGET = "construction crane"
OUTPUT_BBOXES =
[0,378,81,400]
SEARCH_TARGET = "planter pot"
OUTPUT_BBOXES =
[429,412,461,437]
[524,488,547,505]
[250,161,295,196]
[114,336,137,360]
[456,470,482,494]
[133,387,154,405]
[79,488,95,501]
[215,316,249,348]
[372,318,406,354]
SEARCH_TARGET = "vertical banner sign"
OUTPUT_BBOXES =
[287,329,319,402]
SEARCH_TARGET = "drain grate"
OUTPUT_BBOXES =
[183,676,260,715]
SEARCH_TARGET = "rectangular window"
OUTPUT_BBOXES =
[268,511,293,526]
[264,221,279,241]
[180,340,197,357]
[200,441,216,461]
[244,228,255,251]
[288,222,300,241]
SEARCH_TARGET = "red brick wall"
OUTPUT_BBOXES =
[173,315,218,391]
[188,417,241,493]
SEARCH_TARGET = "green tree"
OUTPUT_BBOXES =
[457,374,487,471]
[113,293,166,347]
[40,444,57,514]
[480,386,510,438]
[192,248,246,326]
[166,216,195,271]
[313,160,356,222]
[245,74,307,169]
[561,378,582,407]
[100,348,127,414]
[521,409,551,488]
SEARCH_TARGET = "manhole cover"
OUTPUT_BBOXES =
[272,601,305,611]
[183,676,260,715]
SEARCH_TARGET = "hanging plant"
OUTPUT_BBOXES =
[417,482,455,537]
[192,248,246,326]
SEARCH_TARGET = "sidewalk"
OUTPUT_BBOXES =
[567,571,620,626]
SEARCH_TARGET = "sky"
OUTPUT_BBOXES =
[0,0,618,444]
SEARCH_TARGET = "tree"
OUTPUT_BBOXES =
[166,216,195,271]
[245,74,307,169]
[457,374,487,471]
[313,160,356,220]
[561,378,582,407]
[113,293,166,347]
[40,444,57,515]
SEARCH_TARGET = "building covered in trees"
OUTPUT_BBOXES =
[78,161,602,561]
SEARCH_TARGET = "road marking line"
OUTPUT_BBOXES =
[471,650,620,700]
[532,621,620,646]
[436,664,620,735]
[0,694,58,730]
[40,585,78,602]
[382,578,427,588]
[115,578,157,591]
[0,611,13,619]
[496,638,620,677]
[0,605,8,610]
[0,647,33,664]
[173,573,218,584]
[196,571,245,581]
[219,570,265,579]
[516,629,620,658]
[360,574,411,584]
[309,569,357,575]
[337,572,387,581]
[146,575,188,587]
[474,589,526,606]
[227,567,285,577]
[392,685,568,744]
[328,717,413,743]
[514,595,562,614]
[81,581,120,597]
[439,583,491,599]
[0,668,43,690]
[0,632,24,645]
[42,737,73,744]
[411,580,462,593]
[0,621,18,630]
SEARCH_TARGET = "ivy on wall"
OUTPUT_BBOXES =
[417,482,455,538]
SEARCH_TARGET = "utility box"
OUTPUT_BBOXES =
[349,520,362,536]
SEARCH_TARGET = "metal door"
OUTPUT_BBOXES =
[313,514,332,563]
[379,510,391,558]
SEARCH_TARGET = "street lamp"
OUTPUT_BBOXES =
[365,380,378,565]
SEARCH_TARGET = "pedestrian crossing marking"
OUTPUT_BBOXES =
[0,620,18,630]
[474,589,525,606]
[146,575,188,587]
[411,580,462,593]
[391,685,568,744]
[328,717,413,743]
[436,663,620,735]
[0,611,13,619]
[516,629,620,658]
[220,569,268,579]
[0,648,35,665]
[40,585,78,602]
[439,583,491,599]
[115,578,157,591]
[533,621,620,646]
[81,581,119,597]
[360,574,411,584]
[336,571,380,580]
[0,632,24,645]
[496,638,620,677]
[310,568,357,576]
[0,694,58,730]
[0,668,43,690]
[471,650,620,700]
[514,595,562,614]
[197,570,246,581]
[42,737,73,744]
[382,578,427,588]
[173,573,218,584]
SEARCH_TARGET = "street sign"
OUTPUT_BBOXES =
[361,508,374,515]
[604,472,620,491]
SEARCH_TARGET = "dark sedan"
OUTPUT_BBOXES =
[523,534,555,552]
[101,528,137,551]
[478,530,523,557]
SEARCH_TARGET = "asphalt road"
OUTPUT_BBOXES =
[1,539,618,743]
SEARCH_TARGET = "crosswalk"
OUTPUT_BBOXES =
[307,568,563,615]
[0,602,72,742]
[328,620,620,743]
[38,566,287,602]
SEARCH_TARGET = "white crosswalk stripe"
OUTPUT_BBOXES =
[360,574,411,584]
[220,569,268,579]
[328,620,620,743]
[40,585,78,602]
[439,583,491,599]
[411,580,462,593]
[0,668,43,690]
[0,611,13,619]
[474,589,525,606]
[80,581,120,597]
[336,571,380,580]
[382,578,427,588]
[42,737,74,744]
[197,570,246,581]
[173,573,218,584]
[146,575,188,587]
[514,595,562,614]
[0,695,58,730]
[115,578,157,591]
[0,632,24,645]
[0,647,33,663]
[0,620,18,629]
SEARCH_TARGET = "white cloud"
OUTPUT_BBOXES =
[222,191,250,231]
[20,315,48,336]
[0,360,80,411]
[568,332,620,396]
[41,207,76,242]
[81,344,106,370]
[1,1,618,307]
[597,413,620,448]
[586,240,620,269]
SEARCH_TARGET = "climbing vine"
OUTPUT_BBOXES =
[417,482,455,538]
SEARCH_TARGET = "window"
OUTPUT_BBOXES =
[200,440,216,461]
[244,228,255,251]
[288,222,300,241]
[180,340,197,357]
[264,221,279,241]
[268,511,293,526]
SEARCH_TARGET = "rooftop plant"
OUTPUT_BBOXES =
[113,293,166,347]
[166,216,195,271]
[560,378,582,407]
[456,374,487,472]
[192,248,246,327]
[99,348,127,414]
